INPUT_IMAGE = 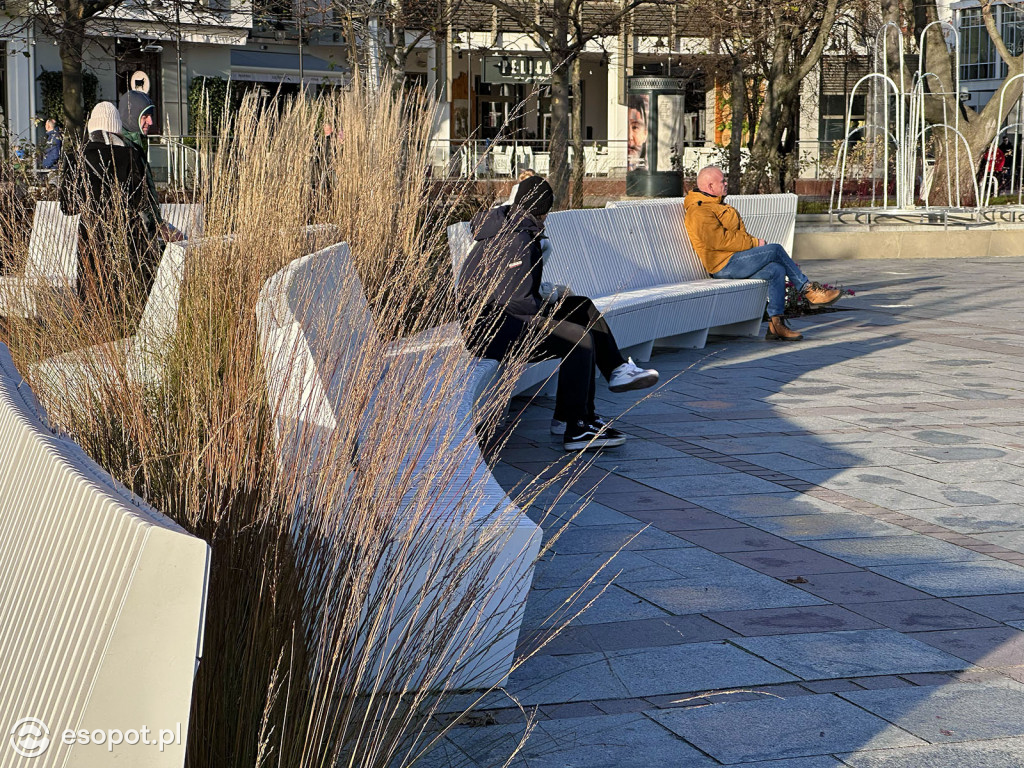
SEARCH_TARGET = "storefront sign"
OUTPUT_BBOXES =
[482,56,552,84]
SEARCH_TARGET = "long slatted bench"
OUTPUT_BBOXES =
[0,342,208,767]
[256,242,541,690]
[606,192,799,254]
[446,195,789,394]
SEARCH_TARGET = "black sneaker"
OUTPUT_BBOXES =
[563,419,627,451]
[551,413,619,436]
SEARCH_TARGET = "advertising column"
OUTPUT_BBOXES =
[626,76,691,197]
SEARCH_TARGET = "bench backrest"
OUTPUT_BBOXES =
[0,343,208,767]
[25,201,79,286]
[257,242,377,471]
[607,192,798,254]
[541,204,708,296]
[159,203,205,242]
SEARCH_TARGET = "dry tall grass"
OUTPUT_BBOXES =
[0,77,603,768]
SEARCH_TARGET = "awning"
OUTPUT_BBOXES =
[230,49,350,84]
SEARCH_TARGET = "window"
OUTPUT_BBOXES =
[960,7,1000,80]
[819,56,869,143]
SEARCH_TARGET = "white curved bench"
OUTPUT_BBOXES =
[256,242,541,690]
[0,201,79,318]
[606,192,799,254]
[446,197,772,374]
[0,343,208,767]
[0,202,204,321]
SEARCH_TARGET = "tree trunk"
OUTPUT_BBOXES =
[728,60,745,189]
[745,87,784,193]
[60,25,87,141]
[547,58,571,208]
[570,56,586,207]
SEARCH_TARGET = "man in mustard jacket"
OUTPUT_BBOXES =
[684,166,840,341]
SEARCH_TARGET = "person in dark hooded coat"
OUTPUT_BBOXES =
[59,101,159,325]
[118,89,182,244]
[457,176,659,451]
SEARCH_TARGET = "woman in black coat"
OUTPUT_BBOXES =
[60,101,160,327]
[457,176,659,451]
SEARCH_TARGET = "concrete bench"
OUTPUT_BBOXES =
[33,226,326,403]
[0,201,79,318]
[159,203,204,242]
[606,192,799,254]
[33,238,198,397]
[0,343,208,767]
[0,202,204,320]
[446,198,772,390]
[540,204,769,356]
[256,242,541,690]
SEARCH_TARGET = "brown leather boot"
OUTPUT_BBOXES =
[767,315,803,341]
[803,282,841,307]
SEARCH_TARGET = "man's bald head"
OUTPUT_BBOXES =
[696,166,726,194]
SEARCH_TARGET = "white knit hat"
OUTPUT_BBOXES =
[87,101,122,135]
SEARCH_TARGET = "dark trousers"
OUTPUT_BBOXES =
[471,296,626,424]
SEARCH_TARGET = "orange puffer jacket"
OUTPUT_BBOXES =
[683,189,760,274]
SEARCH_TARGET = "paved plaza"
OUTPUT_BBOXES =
[422,255,1024,767]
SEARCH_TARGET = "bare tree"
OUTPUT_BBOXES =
[696,0,843,193]
[883,0,1023,204]
[442,0,661,208]
[2,0,216,140]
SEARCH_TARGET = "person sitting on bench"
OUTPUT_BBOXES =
[684,165,841,341]
[458,176,659,451]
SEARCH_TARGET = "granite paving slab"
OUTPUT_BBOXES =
[949,593,1024,621]
[846,599,999,632]
[735,759,844,768]
[504,641,798,705]
[733,630,972,679]
[838,735,1024,767]
[909,626,1024,667]
[896,504,1024,534]
[724,548,863,577]
[753,514,914,541]
[638,471,792,498]
[545,524,688,556]
[624,548,828,613]
[802,536,986,567]
[974,530,1024,553]
[703,605,883,636]
[840,680,1024,743]
[772,570,932,605]
[602,457,734,479]
[529,614,739,655]
[437,712,713,768]
[696,493,854,519]
[531,550,681,590]
[649,694,924,764]
[870,561,1024,597]
[522,584,671,629]
[677,527,799,552]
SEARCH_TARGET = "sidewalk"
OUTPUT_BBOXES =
[425,256,1024,768]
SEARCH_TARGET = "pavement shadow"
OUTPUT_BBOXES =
[428,303,1024,766]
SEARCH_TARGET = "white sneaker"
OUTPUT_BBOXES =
[608,358,659,393]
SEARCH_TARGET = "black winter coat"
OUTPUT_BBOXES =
[457,205,546,320]
[59,132,160,319]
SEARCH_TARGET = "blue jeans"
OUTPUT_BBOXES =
[712,244,808,317]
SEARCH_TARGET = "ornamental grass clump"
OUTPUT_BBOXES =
[0,77,601,767]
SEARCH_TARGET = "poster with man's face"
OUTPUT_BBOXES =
[627,94,649,172]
